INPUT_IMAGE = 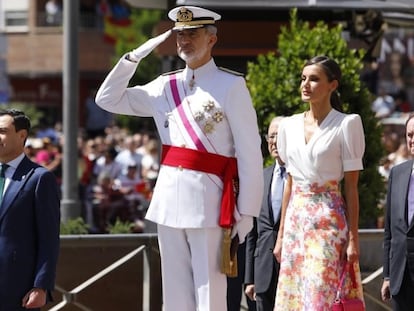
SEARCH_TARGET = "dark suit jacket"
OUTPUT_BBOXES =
[384,159,414,296]
[245,164,281,293]
[0,156,60,310]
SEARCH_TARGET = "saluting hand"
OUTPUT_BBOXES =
[128,29,172,62]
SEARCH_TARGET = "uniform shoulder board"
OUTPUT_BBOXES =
[162,69,184,76]
[218,67,244,77]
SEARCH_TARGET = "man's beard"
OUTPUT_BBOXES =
[178,51,193,63]
[178,48,204,65]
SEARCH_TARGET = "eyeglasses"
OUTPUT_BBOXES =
[265,134,277,142]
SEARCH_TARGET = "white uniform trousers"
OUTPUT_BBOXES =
[157,224,226,311]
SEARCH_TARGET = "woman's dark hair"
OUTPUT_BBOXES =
[0,109,31,134]
[303,56,343,112]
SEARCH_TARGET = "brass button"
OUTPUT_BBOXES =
[178,165,183,171]
[180,144,186,148]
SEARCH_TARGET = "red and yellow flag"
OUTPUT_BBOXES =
[103,16,136,45]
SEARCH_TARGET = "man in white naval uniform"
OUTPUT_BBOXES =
[95,6,263,311]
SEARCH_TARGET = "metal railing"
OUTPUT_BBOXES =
[50,245,147,311]
[48,234,162,311]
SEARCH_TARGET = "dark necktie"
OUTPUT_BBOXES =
[271,166,285,222]
[0,164,8,202]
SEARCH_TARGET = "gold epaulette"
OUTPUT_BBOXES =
[162,69,184,76]
[218,67,244,77]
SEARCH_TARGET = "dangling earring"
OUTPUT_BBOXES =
[336,90,341,98]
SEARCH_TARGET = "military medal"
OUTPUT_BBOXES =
[203,100,215,111]
[204,121,214,133]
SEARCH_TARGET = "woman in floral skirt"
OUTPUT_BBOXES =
[273,56,365,310]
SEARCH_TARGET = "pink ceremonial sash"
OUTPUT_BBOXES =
[169,74,207,151]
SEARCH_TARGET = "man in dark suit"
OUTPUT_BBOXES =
[245,117,285,311]
[0,109,60,310]
[382,113,414,311]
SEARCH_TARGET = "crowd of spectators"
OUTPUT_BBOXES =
[369,51,414,119]
[26,122,160,234]
[363,49,414,227]
[376,118,412,228]
[379,127,410,179]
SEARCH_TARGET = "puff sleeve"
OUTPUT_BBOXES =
[341,114,365,171]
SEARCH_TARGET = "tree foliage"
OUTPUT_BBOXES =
[60,217,89,235]
[246,9,385,228]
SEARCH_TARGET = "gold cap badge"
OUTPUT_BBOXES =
[177,8,193,23]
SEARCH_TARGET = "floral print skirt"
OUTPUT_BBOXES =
[274,180,364,311]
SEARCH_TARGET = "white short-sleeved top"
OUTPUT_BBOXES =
[277,109,365,185]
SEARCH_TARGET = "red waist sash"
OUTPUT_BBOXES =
[161,144,238,228]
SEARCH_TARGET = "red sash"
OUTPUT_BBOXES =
[161,144,238,228]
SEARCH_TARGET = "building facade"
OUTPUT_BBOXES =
[2,0,114,126]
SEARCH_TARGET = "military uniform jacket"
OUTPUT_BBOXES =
[96,56,264,228]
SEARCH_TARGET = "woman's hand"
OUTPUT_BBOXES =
[345,238,359,263]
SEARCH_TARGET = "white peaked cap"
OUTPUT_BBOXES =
[168,6,221,31]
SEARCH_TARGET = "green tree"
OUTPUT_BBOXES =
[246,9,385,228]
